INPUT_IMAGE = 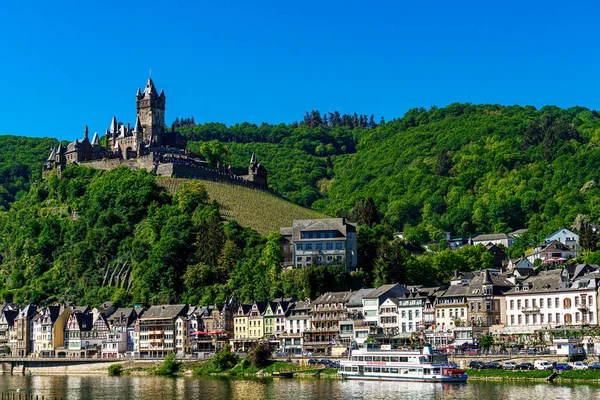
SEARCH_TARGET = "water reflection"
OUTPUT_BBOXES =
[0,375,598,399]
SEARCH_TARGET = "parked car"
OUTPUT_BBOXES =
[485,362,503,370]
[319,359,334,367]
[534,360,554,370]
[469,361,486,369]
[555,362,573,371]
[307,359,318,365]
[589,362,600,370]
[516,362,535,370]
[572,362,590,370]
[502,361,518,370]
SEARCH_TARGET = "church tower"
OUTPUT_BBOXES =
[136,78,166,146]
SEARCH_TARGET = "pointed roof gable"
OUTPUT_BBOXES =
[47,147,56,162]
[134,116,143,133]
[110,117,118,134]
[143,78,158,96]
[91,132,100,146]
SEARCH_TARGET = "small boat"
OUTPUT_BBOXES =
[272,371,294,378]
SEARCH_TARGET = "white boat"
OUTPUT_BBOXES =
[338,344,468,382]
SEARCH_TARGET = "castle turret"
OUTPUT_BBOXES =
[136,78,165,146]
[91,132,100,146]
[133,116,143,135]
[110,117,118,135]
[83,125,89,141]
[47,147,56,162]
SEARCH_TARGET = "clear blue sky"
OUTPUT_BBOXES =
[1,0,598,140]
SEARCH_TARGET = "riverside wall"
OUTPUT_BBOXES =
[0,359,163,376]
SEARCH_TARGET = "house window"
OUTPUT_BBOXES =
[548,313,552,323]
[316,243,322,250]
[510,315,515,325]
[326,243,333,250]
[540,314,544,324]
[335,243,343,250]
[517,300,522,309]
[297,244,303,251]
[518,315,522,325]
[547,298,552,308]
[510,300,514,310]
[564,298,571,309]
[555,298,559,308]
[305,243,313,250]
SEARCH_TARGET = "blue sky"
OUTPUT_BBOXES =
[0,0,598,140]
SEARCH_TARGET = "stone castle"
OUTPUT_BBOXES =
[44,78,268,189]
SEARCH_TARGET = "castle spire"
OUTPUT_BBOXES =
[47,147,56,162]
[110,117,117,134]
[83,125,89,140]
[136,87,142,98]
[250,153,257,164]
[144,78,157,96]
[133,116,143,133]
[91,131,100,146]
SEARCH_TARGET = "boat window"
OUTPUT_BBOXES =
[424,369,431,375]
[382,356,390,362]
[373,356,381,362]
[433,369,440,374]
[373,367,381,373]
[402,369,408,374]
[409,368,418,373]
[399,357,408,362]
[365,356,373,362]
[382,367,390,373]
[352,367,358,372]
[352,357,357,361]
[358,356,364,361]
[391,368,399,374]
[391,357,399,362]
[365,367,372,373]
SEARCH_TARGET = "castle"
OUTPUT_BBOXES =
[44,78,268,189]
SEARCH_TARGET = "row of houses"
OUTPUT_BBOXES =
[3,263,600,359]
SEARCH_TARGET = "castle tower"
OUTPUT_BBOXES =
[136,78,165,146]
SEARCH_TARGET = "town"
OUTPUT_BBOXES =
[0,219,597,361]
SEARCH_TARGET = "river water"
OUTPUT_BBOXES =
[0,375,598,400]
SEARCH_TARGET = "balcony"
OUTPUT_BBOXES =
[521,306,540,314]
[577,304,589,311]
[304,327,338,333]
[311,315,343,322]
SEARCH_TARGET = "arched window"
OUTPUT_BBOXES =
[564,298,572,309]
[564,314,572,324]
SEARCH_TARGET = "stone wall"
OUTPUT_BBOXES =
[80,156,269,191]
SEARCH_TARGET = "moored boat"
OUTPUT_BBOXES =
[272,371,294,378]
[338,344,468,383]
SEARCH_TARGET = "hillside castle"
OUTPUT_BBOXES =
[43,78,268,189]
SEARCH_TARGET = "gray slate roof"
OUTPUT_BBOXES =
[141,304,188,320]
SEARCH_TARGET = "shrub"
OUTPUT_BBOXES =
[247,342,273,368]
[108,364,123,376]
[155,353,181,376]
[212,345,239,372]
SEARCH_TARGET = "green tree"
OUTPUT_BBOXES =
[199,140,230,168]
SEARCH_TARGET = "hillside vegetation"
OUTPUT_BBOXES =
[156,178,327,235]
[182,104,600,245]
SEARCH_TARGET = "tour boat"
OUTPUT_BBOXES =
[338,344,467,383]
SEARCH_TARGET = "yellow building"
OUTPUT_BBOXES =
[33,305,71,357]
[248,302,267,339]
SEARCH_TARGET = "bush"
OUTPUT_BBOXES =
[155,353,181,376]
[247,342,273,368]
[108,364,123,376]
[212,345,239,372]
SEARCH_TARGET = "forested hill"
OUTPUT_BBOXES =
[181,104,600,242]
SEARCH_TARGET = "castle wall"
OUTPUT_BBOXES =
[84,156,155,173]
[155,163,268,190]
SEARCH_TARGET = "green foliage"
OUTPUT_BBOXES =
[199,140,229,168]
[155,353,181,376]
[211,345,239,372]
[247,342,273,368]
[108,364,123,376]
[3,346,10,355]
[480,334,494,349]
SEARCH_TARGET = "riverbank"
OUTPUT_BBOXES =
[467,369,600,383]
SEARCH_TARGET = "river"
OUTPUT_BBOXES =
[0,376,598,400]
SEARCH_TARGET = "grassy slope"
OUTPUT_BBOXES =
[156,178,329,235]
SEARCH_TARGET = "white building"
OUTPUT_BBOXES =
[472,233,514,248]
[397,292,427,335]
[504,266,600,332]
[543,228,579,248]
[362,284,408,327]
